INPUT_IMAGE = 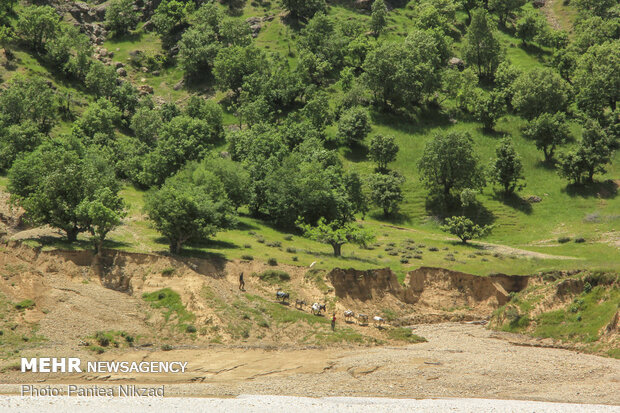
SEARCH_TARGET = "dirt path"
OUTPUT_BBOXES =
[3,324,619,405]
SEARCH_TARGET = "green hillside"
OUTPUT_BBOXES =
[0,0,617,279]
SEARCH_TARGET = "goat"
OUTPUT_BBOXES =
[373,316,385,327]
[357,313,369,325]
[276,291,289,302]
[344,310,354,322]
[311,302,326,315]
[295,299,306,309]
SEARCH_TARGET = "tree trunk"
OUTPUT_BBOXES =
[170,240,183,255]
[66,227,79,242]
[332,243,342,257]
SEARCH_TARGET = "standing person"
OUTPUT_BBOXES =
[331,312,336,331]
[239,272,245,291]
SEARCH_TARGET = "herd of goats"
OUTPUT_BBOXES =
[275,290,385,327]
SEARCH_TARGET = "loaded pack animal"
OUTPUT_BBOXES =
[373,316,385,327]
[357,313,369,325]
[344,310,355,323]
[276,290,289,302]
[295,299,306,310]
[311,302,326,315]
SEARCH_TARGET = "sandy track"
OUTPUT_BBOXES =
[0,395,618,413]
[3,324,619,405]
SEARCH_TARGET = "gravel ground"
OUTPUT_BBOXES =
[0,395,618,413]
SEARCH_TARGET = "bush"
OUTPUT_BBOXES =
[161,344,173,351]
[243,244,251,248]
[400,258,409,264]
[95,331,111,347]
[284,235,293,241]
[241,254,254,261]
[14,299,35,310]
[258,269,290,283]
[186,324,197,333]
[266,241,282,248]
[428,247,439,252]
[286,247,297,253]
[267,258,278,266]
[574,237,585,243]
[292,256,298,261]
[558,237,571,243]
[256,237,265,243]
[161,267,175,276]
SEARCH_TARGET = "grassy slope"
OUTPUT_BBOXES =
[491,272,619,358]
[1,1,618,279]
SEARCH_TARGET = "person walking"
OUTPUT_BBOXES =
[331,312,336,331]
[239,272,245,291]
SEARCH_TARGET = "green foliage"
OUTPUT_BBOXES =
[489,138,525,195]
[299,217,375,257]
[367,172,405,218]
[0,75,58,133]
[523,112,571,162]
[178,26,220,78]
[14,299,35,310]
[257,270,290,283]
[105,0,140,37]
[144,169,236,253]
[512,68,571,120]
[142,288,195,327]
[488,0,525,26]
[74,98,122,144]
[370,0,387,37]
[368,134,399,172]
[418,131,485,207]
[387,327,427,343]
[558,120,613,184]
[85,62,118,99]
[214,45,266,94]
[472,91,505,131]
[45,25,92,79]
[281,0,326,20]
[463,8,502,79]
[8,136,122,242]
[338,106,371,145]
[573,41,619,119]
[130,106,162,146]
[515,9,548,46]
[141,115,218,186]
[363,30,449,109]
[441,216,492,243]
[16,5,60,53]
[152,0,191,48]
[0,121,44,172]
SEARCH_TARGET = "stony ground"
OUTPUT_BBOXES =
[2,324,618,406]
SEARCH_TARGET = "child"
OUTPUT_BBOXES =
[239,272,245,291]
[331,313,336,331]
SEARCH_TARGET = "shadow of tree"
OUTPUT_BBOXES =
[562,180,618,199]
[492,192,533,215]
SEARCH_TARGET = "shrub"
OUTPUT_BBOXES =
[186,324,197,333]
[95,331,111,347]
[267,258,278,266]
[241,254,254,261]
[14,299,35,310]
[243,244,251,248]
[400,258,409,264]
[414,254,423,259]
[258,270,290,283]
[256,237,265,243]
[284,235,293,241]
[428,247,439,252]
[161,344,173,351]
[161,267,175,276]
[292,256,298,261]
[574,237,585,243]
[286,247,297,253]
[89,346,105,354]
[558,237,571,243]
[266,241,282,248]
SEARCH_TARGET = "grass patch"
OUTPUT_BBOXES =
[256,269,290,283]
[142,288,195,330]
[387,327,427,343]
[14,300,35,310]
